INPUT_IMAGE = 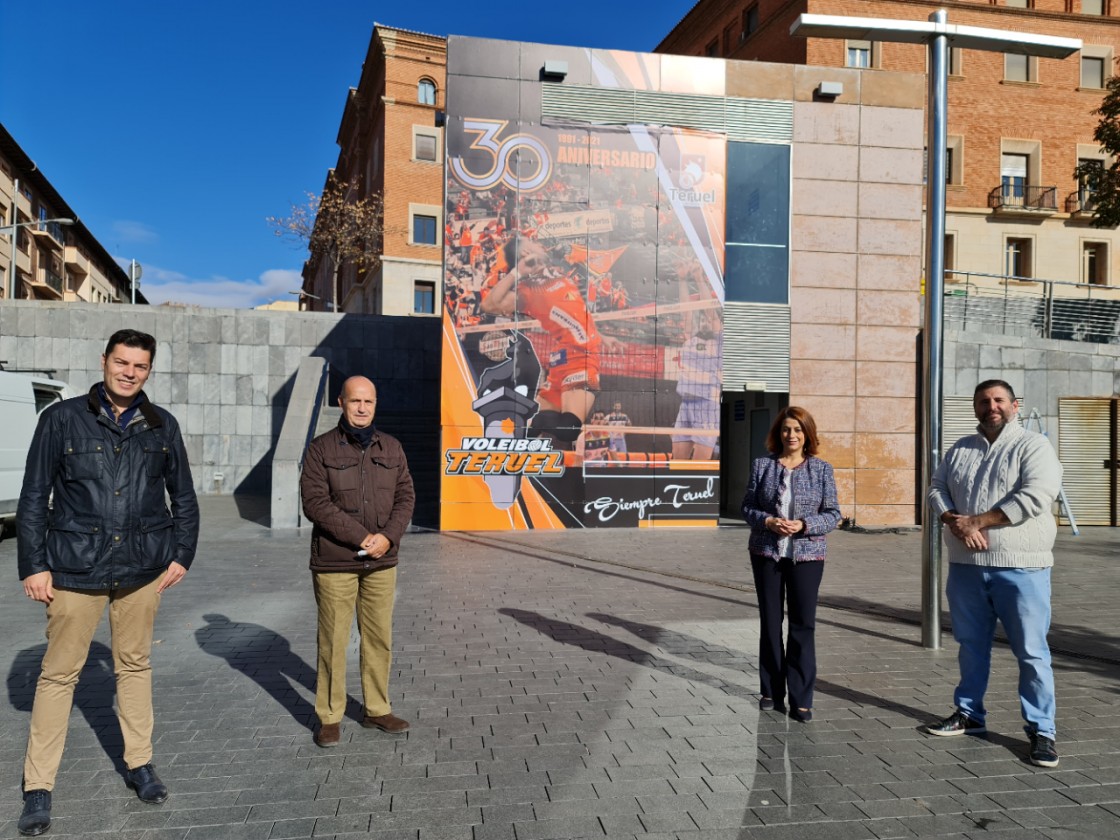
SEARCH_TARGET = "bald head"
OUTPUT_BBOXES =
[339,377,377,429]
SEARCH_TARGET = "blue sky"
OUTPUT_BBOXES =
[1,1,693,307]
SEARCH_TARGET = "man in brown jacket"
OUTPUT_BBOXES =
[300,376,415,747]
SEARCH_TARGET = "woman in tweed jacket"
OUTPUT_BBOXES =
[741,406,840,722]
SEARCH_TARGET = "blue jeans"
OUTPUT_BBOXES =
[947,563,1056,738]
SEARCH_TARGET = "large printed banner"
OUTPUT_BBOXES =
[441,63,725,529]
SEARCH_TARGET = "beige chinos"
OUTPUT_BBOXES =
[313,566,396,724]
[23,573,164,791]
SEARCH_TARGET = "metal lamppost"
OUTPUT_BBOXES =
[129,259,142,305]
[1,217,76,300]
[790,11,1080,649]
[288,289,321,311]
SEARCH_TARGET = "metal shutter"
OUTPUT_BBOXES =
[942,396,977,452]
[1057,397,1113,526]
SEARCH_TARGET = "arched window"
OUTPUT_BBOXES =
[418,78,437,105]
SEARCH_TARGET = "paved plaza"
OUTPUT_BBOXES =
[0,497,1118,839]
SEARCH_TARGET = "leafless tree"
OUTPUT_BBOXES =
[268,173,385,311]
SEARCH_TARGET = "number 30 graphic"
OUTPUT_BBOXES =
[449,119,552,193]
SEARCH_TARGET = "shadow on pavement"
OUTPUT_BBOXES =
[231,494,270,526]
[194,613,355,729]
[7,641,128,778]
[822,594,1120,693]
[594,611,1031,758]
[500,607,755,701]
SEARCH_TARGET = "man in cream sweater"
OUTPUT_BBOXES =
[925,380,1064,768]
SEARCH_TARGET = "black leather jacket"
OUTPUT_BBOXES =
[17,386,200,589]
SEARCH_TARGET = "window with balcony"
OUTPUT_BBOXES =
[992,141,1054,212]
[418,78,437,105]
[1077,157,1104,211]
[1001,152,1029,202]
[414,280,436,314]
[1083,242,1109,285]
[1005,237,1033,279]
[742,6,759,40]
[1082,56,1106,89]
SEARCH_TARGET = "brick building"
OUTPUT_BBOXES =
[302,24,446,315]
[0,123,137,305]
[657,0,1120,288]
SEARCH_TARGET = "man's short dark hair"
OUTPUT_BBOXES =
[974,379,1015,402]
[105,329,157,363]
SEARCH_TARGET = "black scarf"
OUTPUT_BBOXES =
[340,418,376,449]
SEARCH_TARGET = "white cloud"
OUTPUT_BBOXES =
[112,259,303,308]
[112,220,159,243]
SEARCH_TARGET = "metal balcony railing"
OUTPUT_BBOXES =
[988,184,1057,212]
[944,270,1120,344]
[43,269,64,296]
[1065,190,1097,215]
[39,220,67,242]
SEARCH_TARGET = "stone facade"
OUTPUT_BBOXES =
[782,65,925,526]
[945,326,1120,441]
[0,301,440,508]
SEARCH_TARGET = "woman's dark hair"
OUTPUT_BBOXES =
[766,406,821,457]
[105,329,156,362]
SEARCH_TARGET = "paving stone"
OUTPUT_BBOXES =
[510,816,604,839]
[2,502,1118,840]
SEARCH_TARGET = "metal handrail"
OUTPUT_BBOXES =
[988,184,1057,211]
[944,269,1120,344]
[44,270,64,295]
[1065,190,1096,214]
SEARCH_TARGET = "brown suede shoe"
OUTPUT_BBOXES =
[314,722,341,747]
[361,713,410,733]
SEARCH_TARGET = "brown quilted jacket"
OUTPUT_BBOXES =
[300,425,415,573]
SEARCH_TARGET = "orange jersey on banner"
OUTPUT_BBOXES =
[517,276,601,356]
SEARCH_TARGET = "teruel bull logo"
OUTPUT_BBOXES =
[450,334,564,509]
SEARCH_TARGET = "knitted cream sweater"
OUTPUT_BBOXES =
[928,419,1063,568]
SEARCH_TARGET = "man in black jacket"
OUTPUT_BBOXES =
[15,329,199,837]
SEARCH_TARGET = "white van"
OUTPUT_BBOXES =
[0,371,76,525]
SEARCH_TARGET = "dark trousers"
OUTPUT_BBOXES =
[750,554,824,710]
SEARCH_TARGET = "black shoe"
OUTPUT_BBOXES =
[1029,733,1059,768]
[926,710,986,737]
[18,789,51,837]
[790,708,813,723]
[759,697,775,711]
[126,764,169,804]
